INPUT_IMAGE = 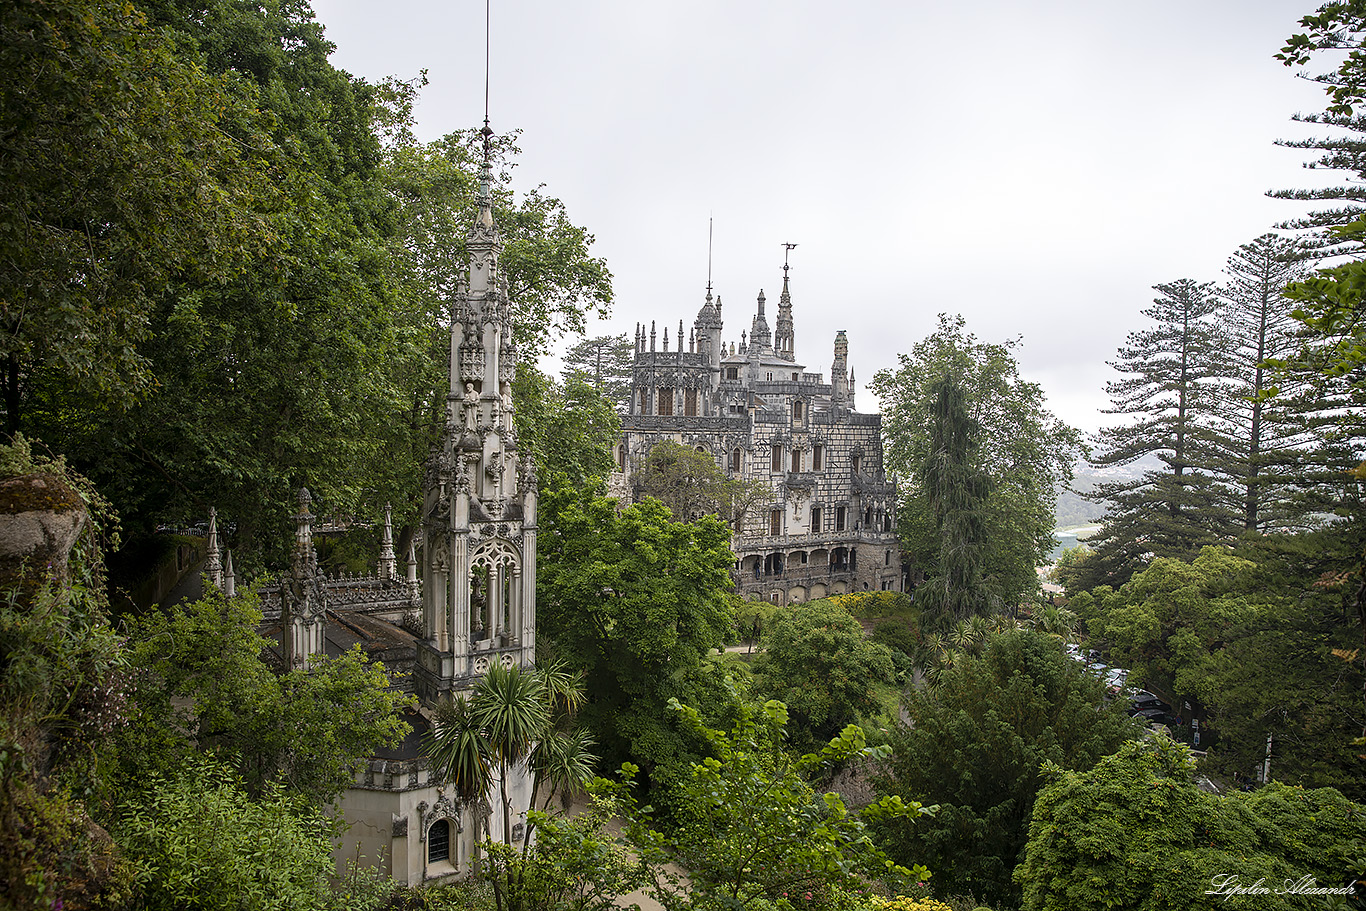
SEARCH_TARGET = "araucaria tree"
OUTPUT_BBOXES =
[561,333,636,412]
[1211,234,1324,531]
[871,315,1082,618]
[1088,280,1231,586]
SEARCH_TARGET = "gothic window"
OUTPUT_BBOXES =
[885,549,892,566]
[770,444,782,472]
[657,387,674,416]
[766,372,773,380]
[617,444,626,472]
[770,509,782,536]
[851,453,862,474]
[639,389,650,414]
[812,444,823,471]
[810,506,822,532]
[835,506,846,531]
[726,367,739,380]
[792,372,799,381]
[792,400,803,422]
[684,388,698,416]
[791,449,801,472]
[428,820,450,864]
[730,448,741,472]
[865,507,873,527]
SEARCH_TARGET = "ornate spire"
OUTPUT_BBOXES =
[776,244,797,362]
[749,290,772,353]
[379,504,397,581]
[205,507,223,589]
[293,488,318,577]
[223,550,236,599]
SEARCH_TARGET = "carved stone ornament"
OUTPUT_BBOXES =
[392,815,409,837]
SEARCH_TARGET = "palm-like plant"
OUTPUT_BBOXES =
[423,661,594,849]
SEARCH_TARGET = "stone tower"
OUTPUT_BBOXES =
[414,124,538,702]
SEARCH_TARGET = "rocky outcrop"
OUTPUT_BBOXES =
[0,472,88,595]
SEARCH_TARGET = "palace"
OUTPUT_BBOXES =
[614,263,904,603]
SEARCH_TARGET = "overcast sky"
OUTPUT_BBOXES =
[312,0,1333,436]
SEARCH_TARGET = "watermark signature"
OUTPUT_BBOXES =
[1205,873,1358,900]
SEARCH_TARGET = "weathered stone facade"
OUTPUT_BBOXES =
[232,127,535,886]
[615,267,903,604]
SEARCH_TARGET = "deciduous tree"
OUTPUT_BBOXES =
[752,599,896,751]
[535,483,735,799]
[875,630,1140,907]
[872,316,1080,617]
[1016,736,1366,911]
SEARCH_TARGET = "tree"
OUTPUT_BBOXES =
[0,0,278,437]
[513,366,620,489]
[113,756,336,911]
[752,599,896,752]
[633,440,769,532]
[424,662,597,911]
[120,589,413,806]
[1273,2,1366,256]
[874,630,1140,907]
[1211,235,1326,532]
[870,315,1083,616]
[1087,281,1232,587]
[1015,737,1366,911]
[919,372,994,622]
[622,699,931,911]
[561,334,635,412]
[1071,544,1365,799]
[535,482,736,801]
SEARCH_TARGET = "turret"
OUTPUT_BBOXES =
[832,330,850,404]
[775,261,795,362]
[749,291,772,354]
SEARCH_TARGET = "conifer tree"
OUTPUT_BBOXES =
[1210,234,1323,531]
[561,333,635,412]
[1088,280,1232,586]
[919,372,994,622]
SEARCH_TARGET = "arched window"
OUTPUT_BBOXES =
[730,448,741,472]
[428,819,450,864]
[617,444,626,472]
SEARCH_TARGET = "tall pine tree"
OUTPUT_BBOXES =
[1088,280,1232,586]
[1211,234,1324,532]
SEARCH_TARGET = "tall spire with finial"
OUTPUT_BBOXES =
[205,507,223,589]
[776,243,797,362]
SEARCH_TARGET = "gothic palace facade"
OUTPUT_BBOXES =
[614,266,904,603]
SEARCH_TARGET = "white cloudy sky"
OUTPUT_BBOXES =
[312,0,1334,436]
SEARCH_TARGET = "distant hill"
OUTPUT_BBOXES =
[1055,454,1165,530]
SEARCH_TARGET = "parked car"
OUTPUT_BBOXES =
[1126,691,1169,716]
[1135,707,1179,726]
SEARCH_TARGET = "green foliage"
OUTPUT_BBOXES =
[561,334,636,412]
[752,600,896,752]
[875,630,1141,907]
[0,0,279,436]
[1077,543,1366,798]
[0,439,135,905]
[115,755,335,911]
[621,700,932,911]
[1087,280,1233,587]
[536,482,737,800]
[634,440,770,531]
[1015,736,1366,911]
[480,793,654,911]
[870,315,1083,616]
[121,589,413,806]
[513,366,620,490]
[1047,545,1093,598]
